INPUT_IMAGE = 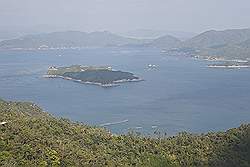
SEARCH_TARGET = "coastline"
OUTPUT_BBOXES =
[43,74,143,87]
[208,65,250,68]
[194,55,249,63]
[191,54,250,69]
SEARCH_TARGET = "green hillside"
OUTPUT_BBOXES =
[0,99,249,166]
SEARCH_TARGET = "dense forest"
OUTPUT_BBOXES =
[0,99,249,166]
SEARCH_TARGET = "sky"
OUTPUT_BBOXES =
[0,0,250,33]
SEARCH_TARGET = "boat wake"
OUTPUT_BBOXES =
[99,119,129,127]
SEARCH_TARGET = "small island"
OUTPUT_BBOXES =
[44,65,142,87]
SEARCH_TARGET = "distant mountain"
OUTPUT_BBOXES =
[143,28,250,58]
[121,29,196,40]
[0,29,31,42]
[145,35,181,49]
[198,44,250,60]
[183,28,250,49]
[0,31,145,50]
[2,28,250,60]
[197,38,250,60]
[0,31,21,42]
[174,28,250,60]
[238,39,250,49]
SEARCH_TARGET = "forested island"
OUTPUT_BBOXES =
[0,99,249,166]
[44,65,142,87]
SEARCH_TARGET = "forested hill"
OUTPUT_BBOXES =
[0,99,249,166]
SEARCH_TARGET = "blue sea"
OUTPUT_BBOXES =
[0,47,250,135]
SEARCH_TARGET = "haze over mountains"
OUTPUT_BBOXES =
[120,29,196,40]
[0,31,146,49]
[1,28,250,60]
[145,35,181,49]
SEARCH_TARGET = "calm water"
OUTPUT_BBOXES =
[0,47,250,135]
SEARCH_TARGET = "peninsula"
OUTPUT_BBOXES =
[44,65,142,87]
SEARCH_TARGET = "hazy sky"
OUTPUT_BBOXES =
[1,0,250,33]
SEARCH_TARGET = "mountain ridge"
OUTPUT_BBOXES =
[0,31,145,50]
[182,28,250,49]
[1,28,250,60]
[144,35,181,49]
